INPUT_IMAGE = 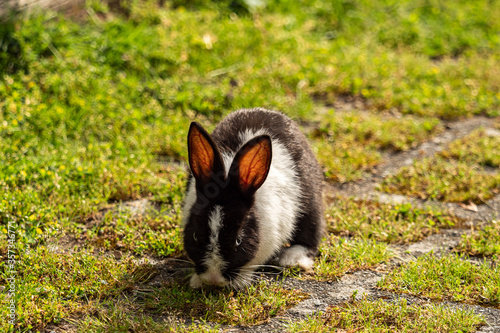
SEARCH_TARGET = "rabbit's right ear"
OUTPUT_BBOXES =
[229,135,272,197]
[188,122,224,185]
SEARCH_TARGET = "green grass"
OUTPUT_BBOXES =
[456,223,500,257]
[379,126,500,203]
[312,139,381,182]
[76,298,220,333]
[79,197,184,257]
[326,197,460,244]
[310,110,441,182]
[75,279,306,330]
[441,128,500,168]
[143,280,307,326]
[379,157,500,203]
[312,110,441,152]
[0,144,188,248]
[288,298,485,333]
[0,246,156,332]
[378,253,500,307]
[312,234,391,281]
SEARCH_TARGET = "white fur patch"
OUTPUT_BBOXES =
[278,245,314,271]
[189,274,203,288]
[199,205,228,286]
[208,205,223,246]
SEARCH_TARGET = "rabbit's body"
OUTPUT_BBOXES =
[183,108,324,288]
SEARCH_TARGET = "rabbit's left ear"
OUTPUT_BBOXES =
[229,135,272,196]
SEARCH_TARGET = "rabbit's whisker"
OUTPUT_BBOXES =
[166,258,193,264]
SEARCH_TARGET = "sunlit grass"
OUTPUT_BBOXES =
[326,197,460,244]
[144,280,308,326]
[310,234,391,281]
[456,222,500,257]
[0,246,156,332]
[76,298,220,333]
[312,139,381,182]
[441,127,500,168]
[310,110,441,181]
[312,110,441,152]
[0,152,187,247]
[378,253,500,307]
[379,157,500,203]
[81,199,184,257]
[289,298,485,333]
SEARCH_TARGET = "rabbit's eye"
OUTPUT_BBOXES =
[193,232,197,242]
[235,237,242,246]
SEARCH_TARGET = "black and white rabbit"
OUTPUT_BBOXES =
[182,108,325,288]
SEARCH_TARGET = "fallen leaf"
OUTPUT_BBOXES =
[459,201,478,212]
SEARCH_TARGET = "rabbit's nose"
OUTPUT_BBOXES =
[200,271,227,287]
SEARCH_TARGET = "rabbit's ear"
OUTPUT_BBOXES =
[229,135,272,196]
[188,122,224,184]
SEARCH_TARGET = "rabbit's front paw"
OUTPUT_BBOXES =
[279,245,314,272]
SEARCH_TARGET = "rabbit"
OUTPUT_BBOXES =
[182,108,325,289]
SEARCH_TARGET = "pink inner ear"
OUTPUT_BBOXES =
[189,127,214,181]
[238,139,271,192]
